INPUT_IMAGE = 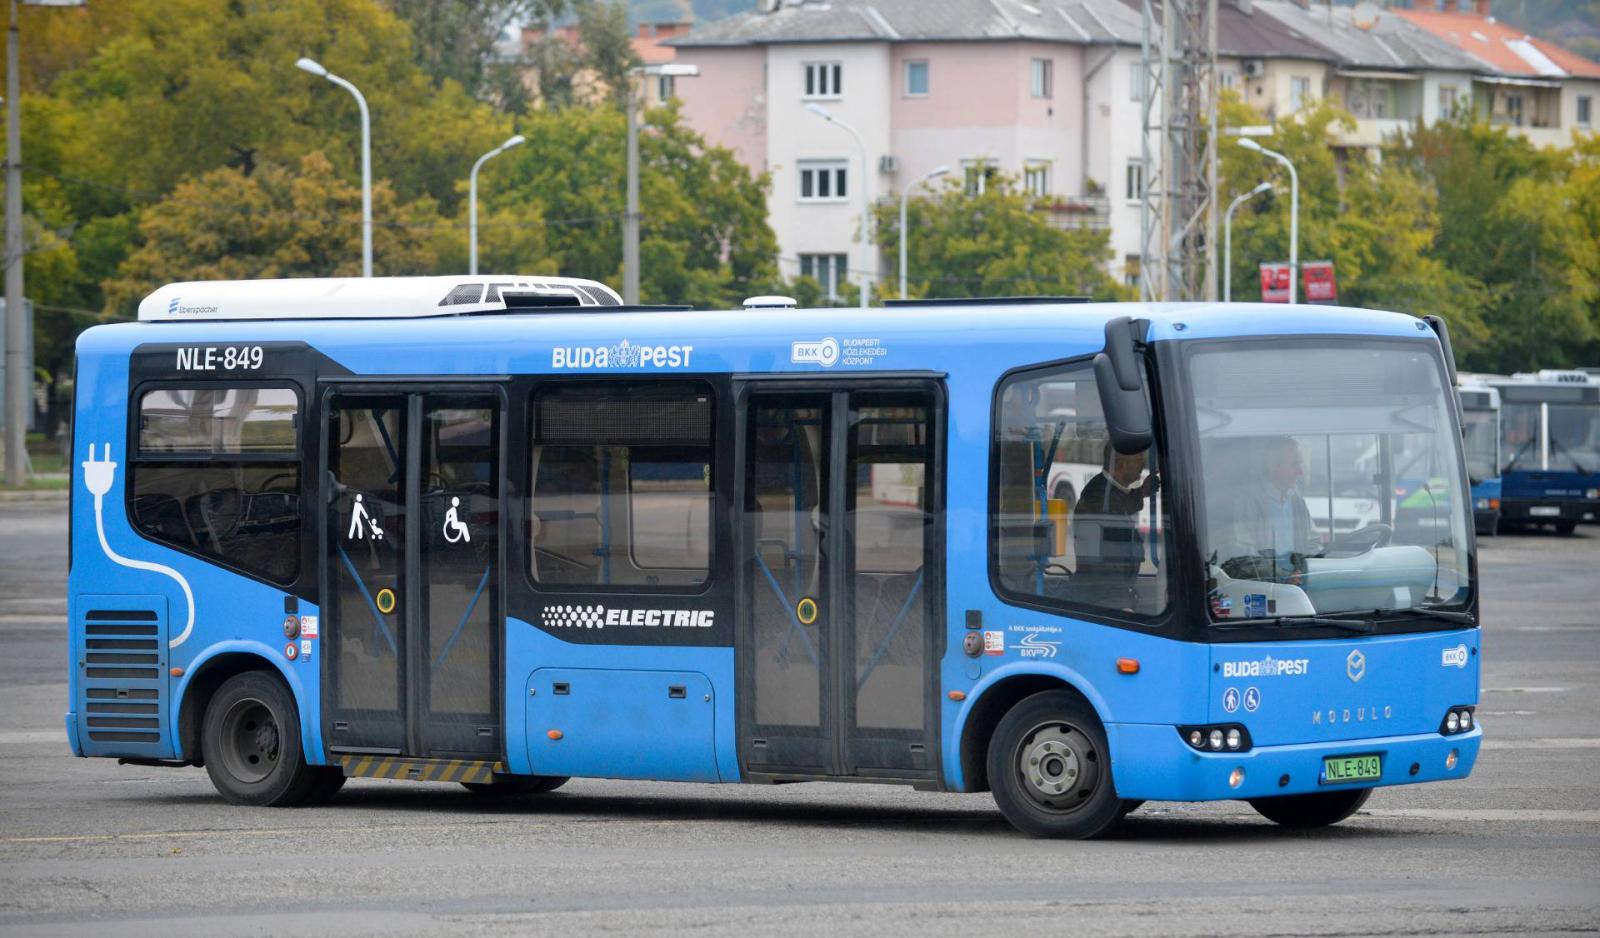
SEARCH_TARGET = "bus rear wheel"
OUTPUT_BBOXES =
[462,774,569,797]
[1248,788,1372,828]
[1554,520,1578,536]
[987,690,1122,839]
[200,670,322,807]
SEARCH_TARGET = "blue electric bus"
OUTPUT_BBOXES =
[65,277,1482,838]
[1459,386,1502,536]
[1490,371,1600,535]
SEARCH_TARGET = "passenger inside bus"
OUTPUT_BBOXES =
[1071,443,1157,609]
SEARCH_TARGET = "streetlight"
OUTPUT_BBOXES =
[297,57,372,278]
[806,102,871,309]
[624,62,699,305]
[1237,138,1298,304]
[898,165,948,298]
[469,134,525,275]
[1223,182,1273,303]
[6,0,85,488]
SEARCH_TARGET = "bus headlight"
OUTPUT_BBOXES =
[1177,724,1253,753]
[1439,706,1475,735]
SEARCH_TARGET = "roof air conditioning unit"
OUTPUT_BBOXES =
[1242,59,1266,78]
[879,154,900,175]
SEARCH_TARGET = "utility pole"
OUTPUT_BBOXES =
[1139,0,1219,302]
[5,0,26,485]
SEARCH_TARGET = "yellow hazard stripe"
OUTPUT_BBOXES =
[336,755,501,785]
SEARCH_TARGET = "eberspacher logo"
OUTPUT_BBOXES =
[165,297,220,316]
[1222,655,1309,678]
[791,337,839,367]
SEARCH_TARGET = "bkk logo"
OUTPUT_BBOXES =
[791,337,840,367]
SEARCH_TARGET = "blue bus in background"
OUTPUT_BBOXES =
[65,277,1482,839]
[1490,371,1600,535]
[1459,386,1502,536]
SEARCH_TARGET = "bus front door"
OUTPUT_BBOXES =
[323,389,504,761]
[738,383,942,782]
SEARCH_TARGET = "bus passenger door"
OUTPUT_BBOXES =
[738,383,941,782]
[324,389,503,761]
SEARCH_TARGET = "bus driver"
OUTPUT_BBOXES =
[1219,436,1320,583]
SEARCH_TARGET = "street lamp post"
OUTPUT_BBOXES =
[805,102,871,309]
[6,0,85,487]
[469,134,525,276]
[624,63,699,305]
[1223,182,1273,303]
[297,57,372,278]
[1237,138,1298,304]
[898,164,948,298]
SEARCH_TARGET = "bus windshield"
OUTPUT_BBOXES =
[1187,341,1471,624]
[1548,403,1600,475]
[1461,407,1498,484]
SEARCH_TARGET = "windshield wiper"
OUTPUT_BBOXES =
[1215,615,1375,634]
[1380,606,1476,626]
[1547,436,1590,477]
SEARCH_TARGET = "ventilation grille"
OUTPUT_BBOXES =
[76,603,168,754]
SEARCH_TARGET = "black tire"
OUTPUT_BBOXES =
[1248,788,1372,828]
[1554,520,1578,536]
[987,690,1122,839]
[303,767,347,804]
[200,670,320,806]
[462,774,569,797]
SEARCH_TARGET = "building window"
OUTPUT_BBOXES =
[1130,60,1145,101]
[1505,92,1524,126]
[657,74,676,101]
[963,159,998,196]
[1290,76,1312,112]
[992,359,1169,618]
[1219,71,1236,92]
[799,253,850,301]
[1579,95,1593,127]
[1439,84,1459,116]
[905,59,929,97]
[131,386,302,585]
[1024,160,1052,198]
[799,160,848,202]
[529,381,714,589]
[804,61,842,99]
[1125,159,1145,203]
[1031,58,1053,99]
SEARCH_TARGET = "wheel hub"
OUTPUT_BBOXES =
[1018,723,1098,812]
[221,699,280,785]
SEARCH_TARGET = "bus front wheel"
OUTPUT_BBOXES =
[200,670,323,807]
[1248,788,1371,828]
[986,690,1123,839]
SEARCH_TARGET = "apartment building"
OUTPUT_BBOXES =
[669,0,1600,299]
[1397,2,1600,147]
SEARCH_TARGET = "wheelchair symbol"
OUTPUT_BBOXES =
[442,496,471,544]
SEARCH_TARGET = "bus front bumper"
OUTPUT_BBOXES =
[1108,723,1482,802]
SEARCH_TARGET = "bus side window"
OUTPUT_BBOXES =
[991,361,1168,620]
[130,386,302,585]
[529,382,714,590]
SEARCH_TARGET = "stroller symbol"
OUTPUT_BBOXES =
[443,496,471,544]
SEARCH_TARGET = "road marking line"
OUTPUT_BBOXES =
[0,820,525,845]
[0,731,61,744]
[1363,808,1600,823]
[1481,737,1600,750]
[1483,687,1569,694]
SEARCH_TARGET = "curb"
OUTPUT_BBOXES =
[0,489,69,503]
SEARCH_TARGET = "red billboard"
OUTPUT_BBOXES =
[1259,263,1291,303]
[1302,260,1337,302]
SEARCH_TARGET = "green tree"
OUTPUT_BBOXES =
[874,176,1124,301]
[471,102,778,306]
[102,152,439,317]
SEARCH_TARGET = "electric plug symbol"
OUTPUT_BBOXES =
[82,443,117,498]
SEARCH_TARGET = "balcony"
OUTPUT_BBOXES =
[1040,194,1111,232]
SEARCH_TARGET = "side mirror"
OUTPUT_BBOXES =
[1095,316,1153,454]
[1423,315,1464,430]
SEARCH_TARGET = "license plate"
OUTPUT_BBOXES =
[1322,754,1382,785]
[1530,506,1560,517]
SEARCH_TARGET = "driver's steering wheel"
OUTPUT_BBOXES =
[1333,522,1393,555]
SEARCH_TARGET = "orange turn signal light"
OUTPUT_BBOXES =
[1116,658,1140,674]
[169,667,184,678]
[547,729,563,740]
[947,690,967,702]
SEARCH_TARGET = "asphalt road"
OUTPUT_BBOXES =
[1,496,1597,936]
